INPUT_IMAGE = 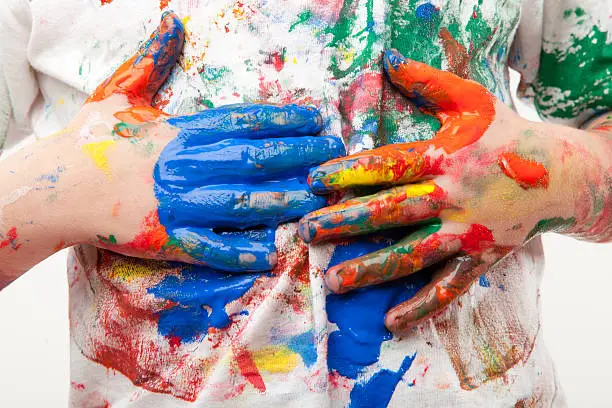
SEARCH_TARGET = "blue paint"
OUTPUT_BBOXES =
[147,264,262,342]
[288,330,318,368]
[478,274,490,288]
[415,3,438,21]
[154,104,345,272]
[348,354,416,408]
[326,237,426,379]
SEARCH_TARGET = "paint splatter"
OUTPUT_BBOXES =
[234,348,267,392]
[82,140,116,181]
[498,152,549,189]
[0,227,21,251]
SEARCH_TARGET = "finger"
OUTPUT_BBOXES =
[170,227,276,272]
[156,135,345,186]
[384,255,484,333]
[299,181,447,243]
[383,49,495,153]
[87,12,184,105]
[325,222,462,293]
[307,142,442,193]
[166,104,323,144]
[158,178,328,230]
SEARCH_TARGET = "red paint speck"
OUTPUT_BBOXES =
[100,0,113,5]
[0,227,21,251]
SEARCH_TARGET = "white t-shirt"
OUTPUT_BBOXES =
[1,0,610,407]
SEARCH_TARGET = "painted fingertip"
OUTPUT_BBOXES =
[297,219,317,243]
[325,269,342,293]
[307,168,331,193]
[286,105,323,134]
[383,49,406,71]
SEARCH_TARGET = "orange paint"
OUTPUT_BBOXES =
[86,13,183,106]
[160,0,170,10]
[128,211,170,253]
[498,152,549,189]
[114,106,166,124]
[385,55,495,154]
[100,0,113,4]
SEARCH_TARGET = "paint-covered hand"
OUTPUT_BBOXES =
[0,12,343,281]
[78,13,344,271]
[299,49,611,333]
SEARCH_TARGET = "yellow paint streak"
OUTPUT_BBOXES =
[402,182,436,198]
[252,346,298,373]
[82,140,116,181]
[109,260,157,282]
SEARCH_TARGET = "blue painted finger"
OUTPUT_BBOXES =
[155,135,345,186]
[157,178,328,229]
[166,104,323,144]
[171,227,277,272]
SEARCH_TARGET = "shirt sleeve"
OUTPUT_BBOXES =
[0,0,41,158]
[510,0,612,127]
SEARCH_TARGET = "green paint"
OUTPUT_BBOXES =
[97,234,118,245]
[199,98,215,108]
[199,65,230,83]
[525,217,576,242]
[534,9,612,120]
[289,9,313,32]
[113,122,141,137]
[326,0,377,80]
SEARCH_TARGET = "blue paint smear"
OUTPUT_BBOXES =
[415,3,438,21]
[153,104,345,272]
[479,274,490,288]
[348,353,417,408]
[288,330,318,368]
[147,264,261,342]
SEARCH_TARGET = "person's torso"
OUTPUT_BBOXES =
[25,0,564,406]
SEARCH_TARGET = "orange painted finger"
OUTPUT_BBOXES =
[382,49,496,154]
[307,142,443,193]
[384,255,483,333]
[325,222,461,294]
[299,181,448,243]
[87,12,185,105]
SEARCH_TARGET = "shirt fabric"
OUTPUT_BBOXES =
[0,0,610,407]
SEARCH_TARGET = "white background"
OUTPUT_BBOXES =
[1,75,611,407]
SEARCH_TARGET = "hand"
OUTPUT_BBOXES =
[299,49,611,334]
[0,12,343,279]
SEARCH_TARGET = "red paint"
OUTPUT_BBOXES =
[0,227,21,251]
[159,0,170,9]
[234,348,266,392]
[71,382,86,391]
[458,224,495,254]
[265,50,286,72]
[128,211,170,253]
[100,0,113,5]
[498,152,550,189]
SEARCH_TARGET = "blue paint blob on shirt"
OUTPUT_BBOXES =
[479,274,491,288]
[415,3,438,21]
[326,238,426,380]
[288,330,318,368]
[348,353,417,408]
[147,265,261,342]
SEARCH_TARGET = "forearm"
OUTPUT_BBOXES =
[0,131,83,288]
[544,111,611,242]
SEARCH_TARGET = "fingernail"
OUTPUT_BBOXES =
[325,270,342,293]
[384,49,405,70]
[298,220,317,243]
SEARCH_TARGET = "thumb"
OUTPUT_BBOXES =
[87,12,184,106]
[383,49,496,153]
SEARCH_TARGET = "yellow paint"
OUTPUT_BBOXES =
[58,98,65,105]
[252,346,298,373]
[109,260,157,282]
[293,57,298,64]
[402,182,436,198]
[181,15,191,26]
[82,140,116,181]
